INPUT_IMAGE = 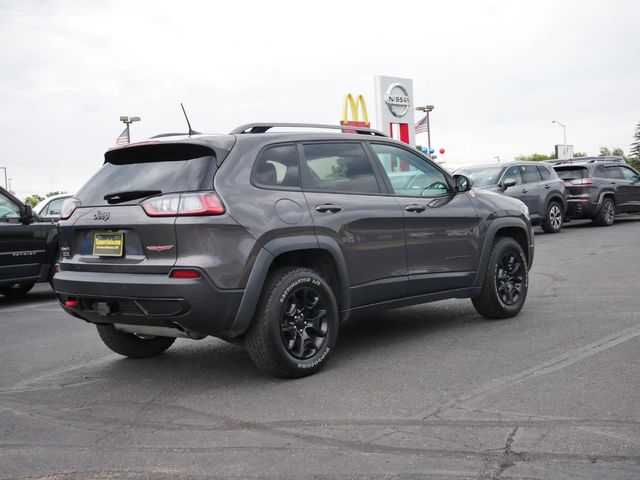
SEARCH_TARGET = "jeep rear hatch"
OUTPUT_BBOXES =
[60,142,222,274]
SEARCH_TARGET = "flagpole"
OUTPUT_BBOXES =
[427,110,432,153]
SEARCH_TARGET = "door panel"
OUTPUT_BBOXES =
[367,142,481,296]
[617,166,640,212]
[300,142,407,307]
[0,192,45,282]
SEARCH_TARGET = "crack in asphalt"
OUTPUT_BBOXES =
[418,323,640,419]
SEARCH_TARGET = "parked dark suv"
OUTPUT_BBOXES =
[551,157,640,226]
[54,124,534,378]
[455,162,567,233]
[0,186,59,297]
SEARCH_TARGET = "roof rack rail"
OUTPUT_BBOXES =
[548,156,626,165]
[230,123,388,137]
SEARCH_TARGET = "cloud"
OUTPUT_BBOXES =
[1,0,639,196]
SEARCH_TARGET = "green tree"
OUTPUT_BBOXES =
[24,194,44,207]
[46,191,67,197]
[573,151,588,157]
[515,153,554,162]
[630,121,640,161]
[599,146,611,156]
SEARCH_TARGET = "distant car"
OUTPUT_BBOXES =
[552,158,640,226]
[0,186,59,297]
[455,162,567,233]
[33,194,73,221]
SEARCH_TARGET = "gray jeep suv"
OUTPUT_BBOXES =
[54,123,534,378]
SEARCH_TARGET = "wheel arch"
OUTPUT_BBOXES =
[473,218,533,289]
[222,235,351,337]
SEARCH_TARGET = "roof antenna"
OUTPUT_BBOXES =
[181,103,200,136]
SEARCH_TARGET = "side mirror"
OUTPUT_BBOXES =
[501,178,517,190]
[22,204,34,221]
[453,174,473,192]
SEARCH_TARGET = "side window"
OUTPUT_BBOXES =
[605,166,624,180]
[593,165,606,178]
[521,165,542,184]
[369,143,450,197]
[301,143,380,194]
[619,166,639,181]
[46,198,66,216]
[253,144,300,189]
[0,192,21,219]
[537,166,551,180]
[503,166,523,185]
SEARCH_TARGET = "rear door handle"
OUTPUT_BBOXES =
[610,182,616,185]
[315,204,342,213]
[521,189,528,193]
[544,184,551,189]
[405,204,426,213]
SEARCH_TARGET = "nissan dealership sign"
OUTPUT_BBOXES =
[375,76,415,145]
[384,82,411,118]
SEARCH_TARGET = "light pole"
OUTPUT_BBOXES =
[119,115,141,143]
[0,167,7,189]
[551,120,567,145]
[416,105,435,152]
[7,178,12,192]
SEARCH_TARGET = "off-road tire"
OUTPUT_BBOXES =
[472,237,528,319]
[245,267,339,378]
[96,324,176,358]
[541,200,563,233]
[0,283,35,298]
[593,197,615,226]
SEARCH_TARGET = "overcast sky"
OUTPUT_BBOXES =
[1,0,639,198]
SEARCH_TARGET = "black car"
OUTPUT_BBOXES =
[54,123,534,378]
[455,162,567,233]
[0,187,59,297]
[552,158,640,225]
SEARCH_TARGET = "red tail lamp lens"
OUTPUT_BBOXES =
[64,300,79,308]
[170,269,201,279]
[142,192,225,217]
[570,178,593,185]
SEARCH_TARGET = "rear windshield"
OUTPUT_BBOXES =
[76,144,217,206]
[554,166,588,180]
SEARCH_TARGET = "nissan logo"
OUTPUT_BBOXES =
[384,82,410,118]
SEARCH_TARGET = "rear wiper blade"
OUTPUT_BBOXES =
[104,190,162,204]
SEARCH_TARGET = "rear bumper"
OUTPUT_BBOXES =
[53,270,243,337]
[565,198,598,219]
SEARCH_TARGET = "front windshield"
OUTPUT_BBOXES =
[457,167,503,187]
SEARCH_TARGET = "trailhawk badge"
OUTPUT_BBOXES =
[146,245,174,252]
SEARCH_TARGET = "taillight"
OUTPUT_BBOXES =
[569,178,593,185]
[60,198,81,220]
[169,269,201,279]
[142,192,225,217]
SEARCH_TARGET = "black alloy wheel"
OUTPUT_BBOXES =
[280,286,328,360]
[495,251,525,306]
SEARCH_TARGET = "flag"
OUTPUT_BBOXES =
[115,127,129,146]
[415,114,429,134]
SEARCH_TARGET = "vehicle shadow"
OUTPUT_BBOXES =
[0,283,56,307]
[563,214,640,229]
[73,300,481,389]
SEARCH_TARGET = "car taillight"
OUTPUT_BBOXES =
[142,192,225,217]
[569,178,593,185]
[59,198,81,220]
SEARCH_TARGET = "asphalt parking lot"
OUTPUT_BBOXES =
[1,217,639,480]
